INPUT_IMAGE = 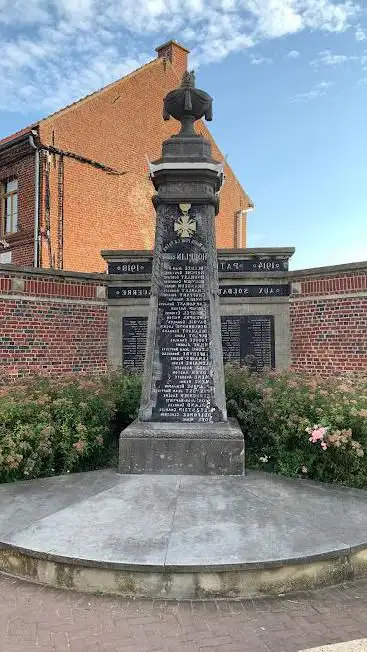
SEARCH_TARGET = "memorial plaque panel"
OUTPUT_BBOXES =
[122,314,275,373]
[218,258,288,272]
[220,317,241,365]
[110,284,289,299]
[150,204,219,424]
[108,286,150,299]
[108,261,152,275]
[108,257,288,275]
[122,317,148,372]
[221,315,275,371]
[219,284,290,297]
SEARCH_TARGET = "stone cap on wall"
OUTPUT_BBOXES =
[0,263,109,283]
[289,260,367,278]
[101,247,296,261]
[101,247,295,279]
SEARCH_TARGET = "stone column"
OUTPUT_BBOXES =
[119,72,244,475]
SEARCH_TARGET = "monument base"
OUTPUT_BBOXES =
[118,418,245,475]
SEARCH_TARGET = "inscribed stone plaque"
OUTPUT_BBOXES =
[108,286,150,299]
[218,258,288,272]
[110,284,289,299]
[122,317,148,371]
[219,284,290,298]
[108,257,288,275]
[108,261,152,275]
[122,315,275,373]
[221,315,275,371]
[150,204,218,423]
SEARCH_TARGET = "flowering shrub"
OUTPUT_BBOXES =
[1,367,366,488]
[0,372,141,483]
[225,366,367,488]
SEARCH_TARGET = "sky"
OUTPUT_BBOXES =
[0,0,367,270]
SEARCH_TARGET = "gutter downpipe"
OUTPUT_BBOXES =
[29,131,40,267]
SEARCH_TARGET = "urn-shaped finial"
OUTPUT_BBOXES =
[163,71,213,136]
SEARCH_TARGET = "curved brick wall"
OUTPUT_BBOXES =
[290,262,367,374]
[0,265,108,378]
[0,260,366,379]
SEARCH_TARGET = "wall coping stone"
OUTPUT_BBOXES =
[101,247,296,260]
[289,261,367,278]
[1,259,366,285]
[0,263,108,283]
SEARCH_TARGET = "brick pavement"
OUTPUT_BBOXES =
[1,573,367,652]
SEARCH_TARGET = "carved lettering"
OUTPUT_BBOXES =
[122,315,275,373]
[108,256,289,275]
[221,315,275,371]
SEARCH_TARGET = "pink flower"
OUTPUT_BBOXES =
[307,424,329,450]
[96,436,104,445]
[73,440,86,452]
[309,426,328,443]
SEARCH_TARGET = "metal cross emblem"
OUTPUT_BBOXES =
[174,204,196,238]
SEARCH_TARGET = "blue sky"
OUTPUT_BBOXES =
[0,0,367,270]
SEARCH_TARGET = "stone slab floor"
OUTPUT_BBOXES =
[2,470,367,569]
[1,573,367,652]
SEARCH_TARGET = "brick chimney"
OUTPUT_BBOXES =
[156,40,189,77]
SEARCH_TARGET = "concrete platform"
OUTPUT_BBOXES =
[0,469,366,599]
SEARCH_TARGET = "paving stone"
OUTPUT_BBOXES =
[299,639,367,651]
[1,574,367,652]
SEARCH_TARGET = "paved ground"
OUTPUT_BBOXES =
[1,574,367,652]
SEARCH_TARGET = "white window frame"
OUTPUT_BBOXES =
[1,178,18,235]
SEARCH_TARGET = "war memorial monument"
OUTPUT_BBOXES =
[0,72,366,601]
[119,70,245,475]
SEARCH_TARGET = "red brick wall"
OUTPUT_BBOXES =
[38,44,250,273]
[3,261,364,381]
[0,265,108,379]
[290,263,367,374]
[0,139,36,267]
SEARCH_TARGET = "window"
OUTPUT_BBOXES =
[1,179,18,234]
[0,250,11,264]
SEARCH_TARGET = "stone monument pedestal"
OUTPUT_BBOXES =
[119,71,245,476]
[119,419,245,475]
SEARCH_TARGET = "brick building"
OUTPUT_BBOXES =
[0,41,252,273]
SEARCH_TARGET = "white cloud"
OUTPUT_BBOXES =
[355,25,367,40]
[0,0,51,25]
[250,54,273,64]
[310,50,363,68]
[0,0,362,114]
[288,80,333,102]
[316,50,349,65]
[56,0,96,22]
[310,48,367,68]
[299,0,358,32]
[317,80,333,88]
[245,0,303,38]
[288,49,300,58]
